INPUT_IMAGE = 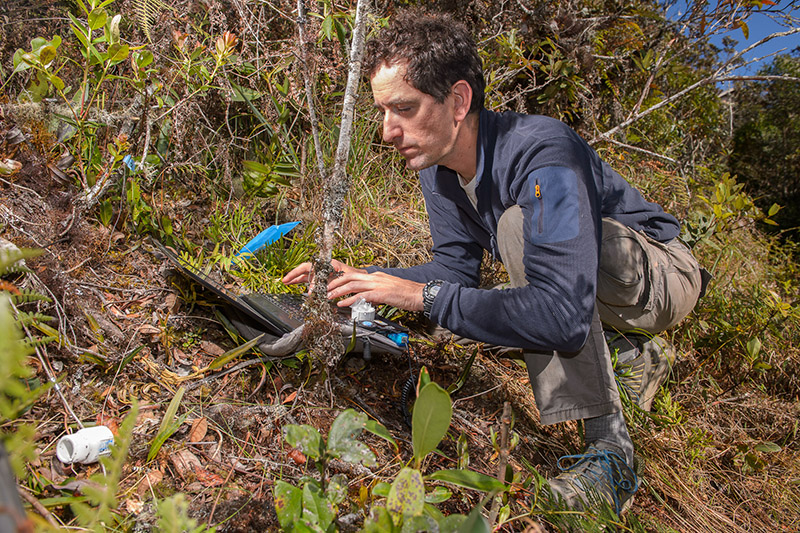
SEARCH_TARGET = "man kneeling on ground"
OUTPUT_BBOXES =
[283,10,703,514]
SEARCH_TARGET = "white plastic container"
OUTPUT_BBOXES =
[56,426,114,464]
[350,298,375,322]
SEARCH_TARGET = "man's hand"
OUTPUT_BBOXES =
[282,259,366,288]
[326,271,425,311]
[283,260,425,312]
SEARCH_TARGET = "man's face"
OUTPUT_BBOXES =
[370,62,460,171]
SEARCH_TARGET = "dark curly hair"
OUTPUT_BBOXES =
[364,10,485,114]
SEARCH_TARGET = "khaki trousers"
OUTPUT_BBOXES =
[497,207,702,424]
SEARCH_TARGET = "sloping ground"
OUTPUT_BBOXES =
[2,119,799,531]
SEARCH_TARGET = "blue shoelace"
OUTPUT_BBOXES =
[556,447,640,514]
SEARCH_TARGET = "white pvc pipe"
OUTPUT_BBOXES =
[56,426,114,464]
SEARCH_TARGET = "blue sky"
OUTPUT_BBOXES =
[666,1,800,74]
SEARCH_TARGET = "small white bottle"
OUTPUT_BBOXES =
[350,298,376,322]
[56,426,114,465]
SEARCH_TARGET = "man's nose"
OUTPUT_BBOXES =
[383,114,400,144]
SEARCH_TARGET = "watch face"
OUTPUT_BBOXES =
[429,284,441,298]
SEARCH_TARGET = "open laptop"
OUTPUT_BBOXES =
[152,240,409,356]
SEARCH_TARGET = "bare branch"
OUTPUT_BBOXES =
[297,0,326,180]
[593,27,800,145]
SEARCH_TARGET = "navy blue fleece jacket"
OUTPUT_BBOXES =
[368,109,680,352]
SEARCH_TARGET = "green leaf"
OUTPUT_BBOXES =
[49,74,65,91]
[147,386,186,461]
[12,50,31,73]
[107,43,129,63]
[321,15,334,40]
[327,409,377,467]
[70,24,90,49]
[242,159,272,175]
[325,474,348,506]
[386,467,424,518]
[302,483,335,531]
[371,482,391,498]
[274,480,303,530]
[364,418,398,452]
[31,37,48,52]
[424,485,451,504]
[206,334,262,371]
[38,45,57,67]
[362,506,395,532]
[754,442,781,453]
[768,203,781,216]
[412,382,452,464]
[284,424,323,460]
[135,50,154,68]
[428,469,506,493]
[88,7,108,30]
[458,505,491,533]
[746,337,762,358]
[418,366,431,391]
[438,514,469,533]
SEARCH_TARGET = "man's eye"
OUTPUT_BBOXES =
[397,107,411,113]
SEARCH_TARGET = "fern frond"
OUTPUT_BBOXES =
[134,0,173,42]
[15,310,55,327]
[11,289,52,305]
[23,335,58,351]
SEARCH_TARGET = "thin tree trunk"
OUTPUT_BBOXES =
[304,0,370,376]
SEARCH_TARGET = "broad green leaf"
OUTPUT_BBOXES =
[325,474,348,506]
[321,15,334,40]
[403,514,438,531]
[754,442,781,453]
[327,409,377,467]
[31,37,48,52]
[424,485,451,504]
[302,483,335,531]
[428,469,506,492]
[438,514,468,533]
[362,506,395,532]
[12,50,31,72]
[364,418,398,452]
[38,45,57,67]
[746,337,762,358]
[372,482,391,498]
[135,50,154,68]
[49,74,65,91]
[284,424,323,460]
[768,203,780,216]
[107,43,129,63]
[274,480,303,530]
[88,7,108,30]
[386,467,424,518]
[412,382,452,464]
[458,505,491,533]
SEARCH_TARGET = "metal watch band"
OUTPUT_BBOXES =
[422,280,443,319]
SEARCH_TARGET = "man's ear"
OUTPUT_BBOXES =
[451,80,473,121]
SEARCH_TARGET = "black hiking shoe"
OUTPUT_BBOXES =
[607,332,676,410]
[547,445,639,515]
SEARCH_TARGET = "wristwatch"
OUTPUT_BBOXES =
[422,280,444,319]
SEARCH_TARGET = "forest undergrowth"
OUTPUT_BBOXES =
[0,0,799,531]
